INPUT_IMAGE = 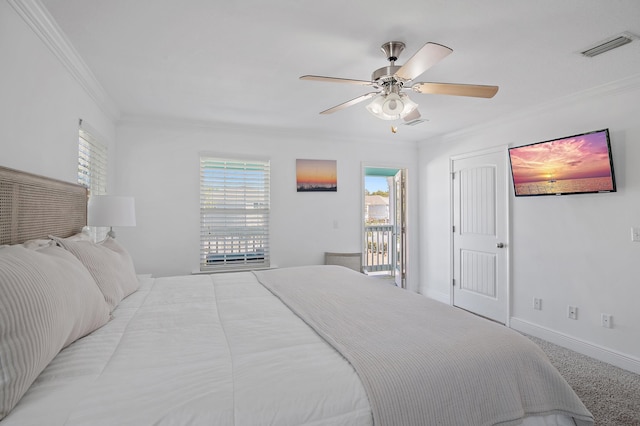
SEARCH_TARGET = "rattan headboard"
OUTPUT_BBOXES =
[0,166,87,245]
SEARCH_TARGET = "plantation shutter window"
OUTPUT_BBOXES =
[78,127,107,196]
[200,156,270,271]
[78,124,108,241]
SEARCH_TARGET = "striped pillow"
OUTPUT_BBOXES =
[52,237,139,311]
[0,245,111,420]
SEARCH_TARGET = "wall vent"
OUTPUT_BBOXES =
[581,32,637,57]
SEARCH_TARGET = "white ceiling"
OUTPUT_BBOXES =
[39,0,640,143]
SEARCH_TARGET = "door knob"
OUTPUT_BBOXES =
[496,242,505,248]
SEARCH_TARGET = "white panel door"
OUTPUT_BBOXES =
[452,147,508,323]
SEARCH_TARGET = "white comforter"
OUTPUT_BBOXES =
[2,268,585,426]
[2,273,371,425]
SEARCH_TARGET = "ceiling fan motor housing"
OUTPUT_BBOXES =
[372,65,403,89]
[374,41,409,89]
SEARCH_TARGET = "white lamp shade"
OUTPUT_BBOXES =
[88,195,136,227]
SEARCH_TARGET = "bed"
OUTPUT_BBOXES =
[0,166,594,426]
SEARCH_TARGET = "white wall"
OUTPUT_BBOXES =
[0,1,116,186]
[114,119,420,290]
[418,77,640,370]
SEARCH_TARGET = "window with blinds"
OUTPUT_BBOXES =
[200,156,270,271]
[78,127,107,196]
[78,125,108,241]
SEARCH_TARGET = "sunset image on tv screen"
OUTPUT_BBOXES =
[509,130,615,196]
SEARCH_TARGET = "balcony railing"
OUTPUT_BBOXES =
[364,224,394,272]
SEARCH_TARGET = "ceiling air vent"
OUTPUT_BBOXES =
[581,32,637,57]
[403,118,428,126]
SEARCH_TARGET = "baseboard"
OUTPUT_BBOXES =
[421,289,450,304]
[510,318,640,375]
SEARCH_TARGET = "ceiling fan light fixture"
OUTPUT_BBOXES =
[366,95,384,114]
[382,93,403,115]
[366,95,398,120]
[399,93,418,116]
[366,95,395,120]
[367,92,418,121]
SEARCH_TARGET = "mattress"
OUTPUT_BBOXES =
[1,268,590,425]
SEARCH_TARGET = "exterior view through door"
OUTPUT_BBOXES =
[451,147,508,324]
[363,167,407,288]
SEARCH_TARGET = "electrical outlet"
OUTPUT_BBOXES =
[601,313,613,328]
[632,227,640,242]
[567,305,578,320]
[533,298,542,310]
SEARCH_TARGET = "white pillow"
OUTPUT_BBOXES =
[56,230,94,242]
[20,238,54,249]
[0,245,111,420]
[52,236,139,311]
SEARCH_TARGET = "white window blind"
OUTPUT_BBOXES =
[200,156,270,271]
[78,127,108,196]
[78,125,108,241]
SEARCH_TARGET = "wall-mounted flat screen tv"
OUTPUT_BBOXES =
[508,128,616,197]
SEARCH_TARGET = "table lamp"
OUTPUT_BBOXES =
[87,195,136,238]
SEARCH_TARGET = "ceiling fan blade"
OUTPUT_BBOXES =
[320,92,378,114]
[394,43,453,82]
[300,75,373,86]
[411,82,499,98]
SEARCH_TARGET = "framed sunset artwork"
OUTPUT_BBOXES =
[296,159,337,192]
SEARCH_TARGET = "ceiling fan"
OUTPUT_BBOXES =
[300,41,499,122]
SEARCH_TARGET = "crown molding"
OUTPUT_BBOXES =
[437,72,640,144]
[9,0,120,121]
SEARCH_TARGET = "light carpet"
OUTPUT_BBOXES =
[525,335,640,426]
